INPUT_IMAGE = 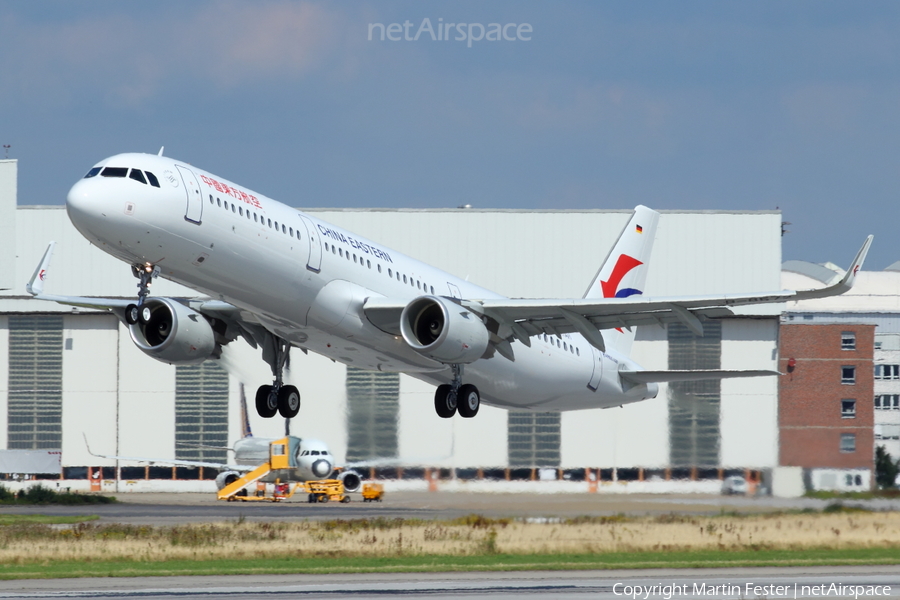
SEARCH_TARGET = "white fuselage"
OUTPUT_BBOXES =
[65,153,656,412]
[232,437,335,482]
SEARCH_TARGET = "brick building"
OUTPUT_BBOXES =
[779,323,875,490]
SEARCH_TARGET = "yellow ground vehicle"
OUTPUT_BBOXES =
[217,438,350,503]
[303,479,349,503]
[361,482,384,502]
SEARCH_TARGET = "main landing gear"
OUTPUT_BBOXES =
[434,364,480,419]
[255,336,300,420]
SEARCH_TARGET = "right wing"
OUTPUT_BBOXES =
[26,242,277,352]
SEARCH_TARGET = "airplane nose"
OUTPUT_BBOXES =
[65,179,97,229]
[311,459,332,478]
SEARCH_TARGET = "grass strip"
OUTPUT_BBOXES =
[0,515,97,526]
[1,547,900,580]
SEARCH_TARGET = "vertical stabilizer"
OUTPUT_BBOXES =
[239,384,253,438]
[583,205,660,356]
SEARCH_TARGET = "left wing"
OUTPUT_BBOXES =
[84,435,251,472]
[365,235,872,353]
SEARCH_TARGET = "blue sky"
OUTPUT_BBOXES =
[3,1,899,268]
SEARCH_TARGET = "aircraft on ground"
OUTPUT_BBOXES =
[29,151,872,420]
[86,393,363,493]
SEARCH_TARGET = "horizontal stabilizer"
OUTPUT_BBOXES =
[619,369,779,384]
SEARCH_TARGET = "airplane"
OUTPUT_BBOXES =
[86,392,364,494]
[27,151,873,421]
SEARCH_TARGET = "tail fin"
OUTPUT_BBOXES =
[583,205,660,355]
[239,384,253,438]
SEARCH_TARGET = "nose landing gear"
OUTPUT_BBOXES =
[124,264,160,325]
[433,364,480,419]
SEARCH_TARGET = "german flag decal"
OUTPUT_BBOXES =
[635,225,643,233]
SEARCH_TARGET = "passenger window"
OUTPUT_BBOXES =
[268,219,272,228]
[84,167,102,178]
[129,169,147,184]
[145,171,160,187]
[367,260,371,268]
[430,286,434,294]
[254,213,258,222]
[289,227,293,236]
[403,275,407,284]
[224,201,228,210]
[282,224,286,234]
[417,281,421,289]
[239,207,243,216]
[209,195,214,204]
[232,204,236,213]
[353,255,357,263]
[339,248,343,257]
[101,167,128,178]
[388,269,392,277]
[563,342,568,351]
[217,198,222,207]
[274,221,278,230]
[378,265,382,273]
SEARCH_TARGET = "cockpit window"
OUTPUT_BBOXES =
[321,450,329,455]
[145,171,160,188]
[129,169,147,184]
[311,450,320,455]
[101,167,128,178]
[84,167,102,179]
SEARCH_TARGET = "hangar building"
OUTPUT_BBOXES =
[0,159,783,483]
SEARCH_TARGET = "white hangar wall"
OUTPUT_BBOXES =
[0,198,782,470]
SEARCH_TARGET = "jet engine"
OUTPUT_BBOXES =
[215,471,241,491]
[128,298,217,365]
[337,469,362,493]
[399,296,489,364]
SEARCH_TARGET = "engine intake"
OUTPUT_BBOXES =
[338,470,362,493]
[128,298,217,365]
[399,296,489,364]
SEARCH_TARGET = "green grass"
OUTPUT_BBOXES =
[0,547,899,580]
[805,489,900,500]
[0,514,97,526]
[0,485,116,505]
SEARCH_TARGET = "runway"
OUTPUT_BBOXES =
[0,566,899,599]
[0,491,897,526]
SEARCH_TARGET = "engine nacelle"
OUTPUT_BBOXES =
[215,471,241,491]
[128,298,217,365]
[400,296,489,364]
[338,469,362,493]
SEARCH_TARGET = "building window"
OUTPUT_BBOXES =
[346,368,399,462]
[875,394,900,410]
[8,315,63,449]
[841,399,856,418]
[875,364,900,380]
[876,424,900,440]
[840,433,856,453]
[175,361,229,463]
[841,366,856,384]
[841,332,856,350]
[508,412,561,467]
